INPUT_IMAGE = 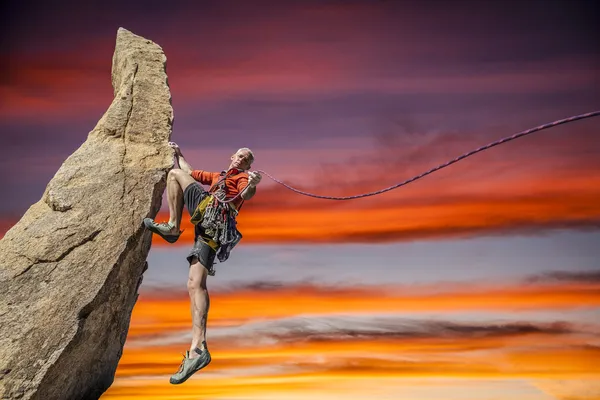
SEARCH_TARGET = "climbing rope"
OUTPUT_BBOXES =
[219,110,600,203]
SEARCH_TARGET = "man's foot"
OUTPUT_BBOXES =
[169,348,212,385]
[143,218,181,243]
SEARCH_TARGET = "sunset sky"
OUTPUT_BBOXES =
[2,0,599,399]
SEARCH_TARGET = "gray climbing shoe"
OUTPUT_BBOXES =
[169,349,212,385]
[143,218,180,243]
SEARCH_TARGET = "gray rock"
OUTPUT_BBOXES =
[0,28,174,399]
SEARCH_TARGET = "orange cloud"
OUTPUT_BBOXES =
[142,121,600,245]
[104,340,599,399]
[126,279,600,341]
[105,276,600,398]
[7,63,595,122]
[148,174,600,245]
[2,125,599,243]
[3,31,598,122]
[1,44,114,121]
[113,269,599,399]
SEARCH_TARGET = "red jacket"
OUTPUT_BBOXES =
[191,168,249,210]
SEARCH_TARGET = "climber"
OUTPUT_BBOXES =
[143,142,262,384]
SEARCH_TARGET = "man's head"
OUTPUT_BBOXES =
[229,147,254,171]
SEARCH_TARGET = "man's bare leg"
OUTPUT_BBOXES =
[188,257,210,358]
[164,168,197,234]
[168,256,211,384]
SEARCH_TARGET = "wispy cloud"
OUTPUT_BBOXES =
[107,271,600,398]
[126,275,600,343]
[107,315,599,398]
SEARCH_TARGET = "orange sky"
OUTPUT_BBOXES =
[129,279,600,337]
[102,276,600,399]
[142,163,600,245]
[1,158,598,243]
[3,2,599,399]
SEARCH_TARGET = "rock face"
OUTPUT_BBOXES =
[0,28,173,399]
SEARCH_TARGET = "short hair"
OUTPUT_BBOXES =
[237,147,255,165]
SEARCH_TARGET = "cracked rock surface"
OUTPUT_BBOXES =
[0,28,173,400]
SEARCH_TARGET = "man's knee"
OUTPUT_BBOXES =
[188,259,208,291]
[168,168,184,181]
[169,168,195,189]
[187,277,201,293]
[188,277,207,290]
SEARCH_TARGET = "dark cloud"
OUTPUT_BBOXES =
[230,317,577,344]
[526,270,600,284]
[229,281,287,292]
[206,270,600,296]
[330,221,600,244]
[213,280,343,294]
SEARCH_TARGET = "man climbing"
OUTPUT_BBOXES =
[143,142,262,384]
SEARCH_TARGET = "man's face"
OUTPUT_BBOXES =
[230,150,253,170]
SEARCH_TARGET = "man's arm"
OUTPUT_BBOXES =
[169,142,193,174]
[240,171,262,200]
[241,185,256,200]
[177,154,194,175]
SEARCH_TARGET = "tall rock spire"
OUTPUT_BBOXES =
[0,28,174,400]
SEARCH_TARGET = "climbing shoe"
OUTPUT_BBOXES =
[143,218,180,243]
[169,349,212,385]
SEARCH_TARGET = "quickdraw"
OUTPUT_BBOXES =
[200,195,239,246]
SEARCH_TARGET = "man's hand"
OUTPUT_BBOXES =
[241,171,261,200]
[169,142,193,174]
[169,142,182,156]
[248,171,262,187]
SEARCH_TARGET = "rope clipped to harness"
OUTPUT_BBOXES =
[217,110,600,203]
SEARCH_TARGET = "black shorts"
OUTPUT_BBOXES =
[183,182,217,273]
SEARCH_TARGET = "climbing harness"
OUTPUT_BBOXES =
[200,196,240,246]
[191,169,244,263]
[218,110,600,203]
